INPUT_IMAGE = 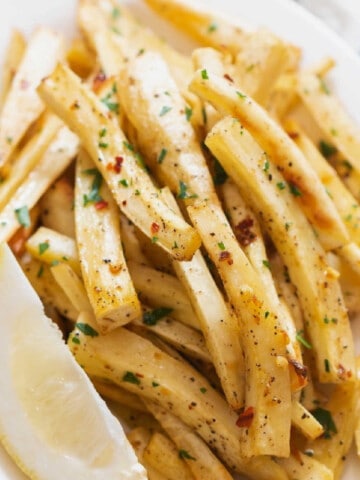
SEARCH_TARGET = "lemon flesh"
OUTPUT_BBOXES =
[0,243,147,480]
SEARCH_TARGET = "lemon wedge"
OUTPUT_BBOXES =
[0,243,147,480]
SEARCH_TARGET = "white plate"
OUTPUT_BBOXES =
[1,0,360,478]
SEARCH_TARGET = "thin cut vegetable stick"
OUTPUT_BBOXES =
[188,201,291,458]
[120,214,150,265]
[0,126,79,243]
[205,116,356,384]
[75,149,141,332]
[0,29,26,110]
[69,313,288,480]
[26,226,80,276]
[143,431,195,480]
[21,257,78,322]
[189,69,349,251]
[0,28,64,171]
[118,51,219,205]
[132,307,211,363]
[0,113,62,212]
[144,0,247,57]
[297,72,360,183]
[91,378,145,412]
[278,451,333,480]
[144,400,233,480]
[50,262,92,314]
[127,260,200,330]
[291,399,324,440]
[38,63,201,261]
[161,187,246,410]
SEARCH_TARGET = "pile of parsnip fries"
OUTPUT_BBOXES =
[1,0,360,478]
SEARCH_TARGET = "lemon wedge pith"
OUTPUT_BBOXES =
[0,243,147,480]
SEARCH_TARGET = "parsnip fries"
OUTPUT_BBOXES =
[205,116,355,384]
[69,313,288,480]
[118,51,218,205]
[188,202,291,457]
[75,150,141,332]
[37,63,200,260]
[0,28,64,171]
[190,69,348,250]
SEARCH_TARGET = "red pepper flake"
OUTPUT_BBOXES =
[219,250,233,265]
[107,156,123,173]
[223,73,234,83]
[20,79,29,90]
[93,71,107,92]
[94,200,108,210]
[234,217,256,247]
[135,372,144,378]
[151,222,160,234]
[236,406,255,428]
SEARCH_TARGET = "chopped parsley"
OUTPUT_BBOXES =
[100,93,119,114]
[157,148,167,164]
[185,106,193,121]
[122,371,141,385]
[72,336,80,345]
[319,78,330,95]
[218,241,226,250]
[207,22,218,33]
[37,265,44,278]
[263,158,270,172]
[111,6,121,19]
[119,179,129,187]
[201,69,209,80]
[178,449,196,461]
[319,140,337,158]
[324,358,330,372]
[289,183,302,197]
[200,387,207,394]
[177,181,198,200]
[262,259,270,269]
[75,322,99,337]
[296,330,312,349]
[99,127,107,138]
[152,381,160,387]
[83,168,103,206]
[151,236,158,243]
[276,181,286,190]
[236,91,247,99]
[123,141,134,151]
[38,242,49,255]
[143,307,173,326]
[14,206,30,227]
[159,105,172,117]
[201,106,207,125]
[98,141,108,149]
[311,407,337,439]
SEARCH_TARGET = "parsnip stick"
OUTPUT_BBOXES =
[188,201,291,458]
[50,263,91,314]
[144,400,233,480]
[297,72,360,183]
[0,126,79,243]
[278,452,333,480]
[118,51,219,205]
[221,179,302,367]
[0,29,26,110]
[0,113,62,212]
[127,260,200,330]
[161,187,246,410]
[144,0,246,57]
[21,257,78,322]
[143,431,195,480]
[120,214,150,265]
[91,378,145,412]
[38,63,200,260]
[69,313,288,480]
[26,226,80,276]
[0,28,64,170]
[285,119,360,245]
[133,307,211,363]
[291,400,324,440]
[205,116,355,384]
[40,176,76,238]
[190,69,349,250]
[75,149,141,332]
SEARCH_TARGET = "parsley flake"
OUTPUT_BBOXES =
[311,407,337,439]
[38,242,49,255]
[159,105,172,117]
[75,322,99,337]
[236,91,247,99]
[185,106,193,121]
[201,69,209,80]
[319,140,337,158]
[207,22,218,33]
[179,450,196,461]
[14,206,30,227]
[177,181,198,200]
[158,148,167,164]
[218,241,226,250]
[122,371,141,385]
[83,168,103,206]
[143,307,173,326]
[296,330,312,349]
